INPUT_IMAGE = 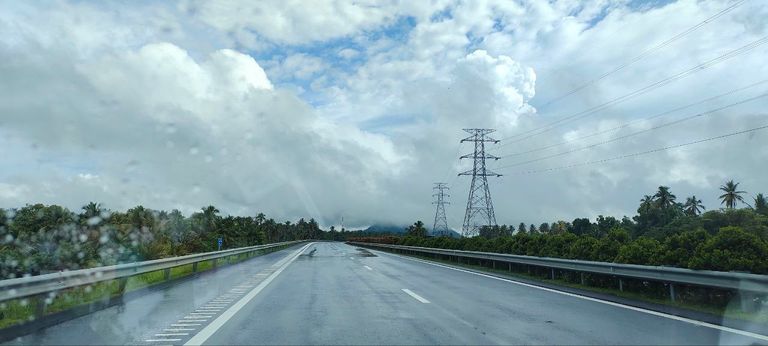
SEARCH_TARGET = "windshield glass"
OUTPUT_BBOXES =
[1,1,767,345]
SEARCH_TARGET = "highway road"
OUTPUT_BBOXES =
[5,242,767,345]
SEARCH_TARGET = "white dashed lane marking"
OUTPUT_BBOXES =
[402,289,431,304]
[364,265,373,270]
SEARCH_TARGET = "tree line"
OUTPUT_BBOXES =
[0,203,338,279]
[354,180,768,274]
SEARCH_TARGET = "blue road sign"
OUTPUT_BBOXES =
[217,237,223,251]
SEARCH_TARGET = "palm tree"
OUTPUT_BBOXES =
[653,186,676,209]
[683,195,705,216]
[753,193,767,215]
[81,202,102,218]
[719,180,746,209]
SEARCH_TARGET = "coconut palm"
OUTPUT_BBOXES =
[753,193,767,215]
[719,180,746,209]
[653,186,676,209]
[683,195,705,216]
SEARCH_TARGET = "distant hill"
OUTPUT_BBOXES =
[362,223,407,234]
[361,223,461,238]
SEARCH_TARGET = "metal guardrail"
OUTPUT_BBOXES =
[0,240,305,303]
[349,242,768,295]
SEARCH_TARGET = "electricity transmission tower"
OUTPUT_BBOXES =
[458,129,502,237]
[432,183,450,236]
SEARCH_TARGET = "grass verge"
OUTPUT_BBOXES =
[0,244,294,330]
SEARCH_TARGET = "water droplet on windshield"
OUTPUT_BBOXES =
[189,147,199,155]
[87,216,102,226]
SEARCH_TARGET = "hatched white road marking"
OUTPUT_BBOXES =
[145,339,181,342]
[377,249,768,342]
[364,265,373,270]
[165,328,195,331]
[172,323,202,326]
[155,333,189,336]
[402,289,431,303]
[185,243,313,346]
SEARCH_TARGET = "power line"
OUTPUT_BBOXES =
[495,91,768,170]
[502,124,768,175]
[496,35,768,146]
[495,79,768,158]
[539,0,747,109]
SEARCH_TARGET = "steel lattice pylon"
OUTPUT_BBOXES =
[458,129,502,237]
[432,183,450,236]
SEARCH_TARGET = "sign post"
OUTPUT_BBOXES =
[217,237,223,251]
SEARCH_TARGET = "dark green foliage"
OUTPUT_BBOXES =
[406,221,427,238]
[0,203,320,279]
[755,194,768,216]
[689,226,768,273]
[616,237,664,266]
[357,185,768,274]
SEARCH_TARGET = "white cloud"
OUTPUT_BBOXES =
[1,0,767,230]
[268,53,329,81]
[180,0,403,46]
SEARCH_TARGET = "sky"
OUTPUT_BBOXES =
[0,0,767,229]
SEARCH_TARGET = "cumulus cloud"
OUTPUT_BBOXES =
[1,0,767,230]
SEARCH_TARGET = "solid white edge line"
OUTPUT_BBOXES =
[184,243,313,346]
[375,249,768,342]
[402,288,431,303]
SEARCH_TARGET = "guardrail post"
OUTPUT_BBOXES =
[580,273,586,285]
[550,268,555,280]
[192,262,198,273]
[118,277,128,294]
[619,278,624,292]
[669,283,675,302]
[163,268,171,281]
[492,261,496,269]
[33,293,47,319]
[212,258,218,269]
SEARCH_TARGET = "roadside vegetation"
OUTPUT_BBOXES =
[354,181,768,274]
[0,204,326,278]
[350,181,768,321]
